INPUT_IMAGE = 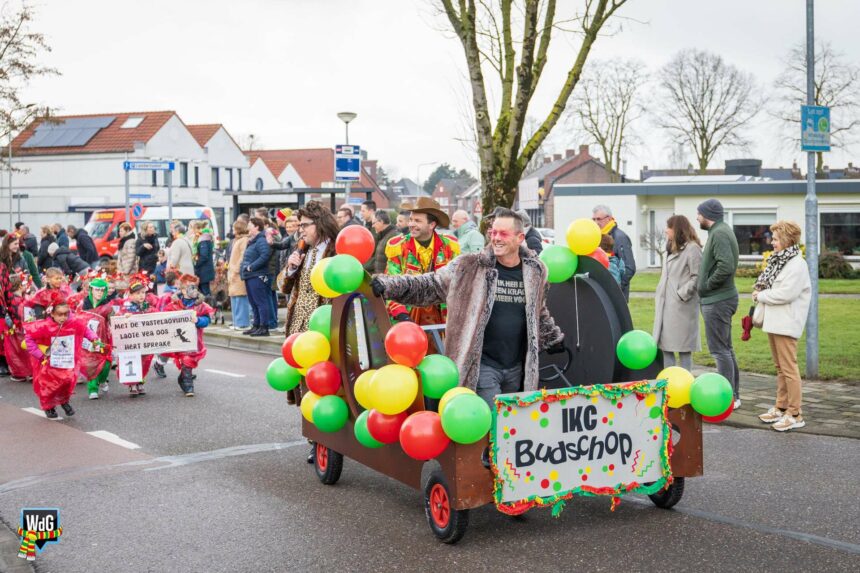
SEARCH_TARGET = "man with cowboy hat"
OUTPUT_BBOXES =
[383,197,460,324]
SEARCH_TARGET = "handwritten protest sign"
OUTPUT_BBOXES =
[110,310,197,355]
[491,380,671,515]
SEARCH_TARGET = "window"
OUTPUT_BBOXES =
[227,168,233,191]
[151,170,157,187]
[180,162,188,187]
[120,116,144,129]
[730,212,777,255]
[822,212,860,255]
[255,177,264,191]
[237,168,242,191]
[211,167,220,190]
[194,166,199,188]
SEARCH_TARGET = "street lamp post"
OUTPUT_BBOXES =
[337,112,357,204]
[804,0,819,378]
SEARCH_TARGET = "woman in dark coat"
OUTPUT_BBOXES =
[37,226,56,270]
[135,221,160,277]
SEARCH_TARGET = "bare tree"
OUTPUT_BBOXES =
[771,41,860,174]
[639,230,666,266]
[0,3,57,160]
[439,0,630,221]
[237,133,262,151]
[568,58,646,182]
[654,49,759,174]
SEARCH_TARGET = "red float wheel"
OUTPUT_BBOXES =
[314,443,343,485]
[648,476,685,509]
[423,469,469,544]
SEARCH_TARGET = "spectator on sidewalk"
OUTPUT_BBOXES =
[67,225,98,267]
[48,242,88,278]
[167,223,195,276]
[368,210,398,274]
[37,225,56,270]
[451,210,485,254]
[653,215,702,371]
[18,225,38,256]
[753,220,811,432]
[52,224,69,249]
[227,219,251,331]
[336,206,362,229]
[2,234,41,288]
[516,210,544,255]
[599,234,626,286]
[240,217,273,337]
[696,198,741,409]
[360,200,377,237]
[136,222,160,279]
[117,223,138,275]
[592,205,635,300]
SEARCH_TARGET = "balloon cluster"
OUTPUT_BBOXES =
[538,217,610,284]
[355,322,492,460]
[658,366,734,422]
[311,226,376,298]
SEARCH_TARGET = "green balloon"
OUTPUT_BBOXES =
[616,330,658,370]
[308,305,332,339]
[323,254,365,294]
[539,245,579,283]
[266,358,301,392]
[440,393,492,444]
[689,373,733,417]
[417,354,459,399]
[354,410,384,448]
[313,395,349,433]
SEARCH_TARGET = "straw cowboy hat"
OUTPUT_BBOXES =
[410,197,450,228]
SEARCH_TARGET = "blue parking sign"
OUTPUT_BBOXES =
[801,105,830,152]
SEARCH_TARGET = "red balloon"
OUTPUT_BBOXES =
[384,321,428,367]
[702,402,733,424]
[282,333,302,368]
[399,411,450,461]
[305,361,342,396]
[367,410,408,444]
[588,247,610,269]
[335,225,375,264]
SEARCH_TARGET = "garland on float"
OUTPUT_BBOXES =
[490,380,673,517]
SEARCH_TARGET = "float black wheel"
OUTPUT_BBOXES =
[424,469,469,544]
[648,476,685,509]
[314,443,343,485]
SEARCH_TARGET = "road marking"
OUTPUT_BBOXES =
[204,369,246,378]
[144,440,305,471]
[21,407,60,420]
[86,430,141,450]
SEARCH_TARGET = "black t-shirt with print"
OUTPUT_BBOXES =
[482,261,527,369]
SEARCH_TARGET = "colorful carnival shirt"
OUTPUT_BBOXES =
[384,232,460,322]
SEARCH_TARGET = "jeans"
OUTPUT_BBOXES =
[701,295,740,398]
[663,351,692,371]
[476,361,524,408]
[199,282,211,296]
[246,276,272,329]
[230,295,251,328]
[268,286,278,329]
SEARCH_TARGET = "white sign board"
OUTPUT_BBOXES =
[492,381,671,512]
[117,351,144,384]
[110,310,198,355]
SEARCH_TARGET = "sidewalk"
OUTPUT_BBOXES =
[205,313,858,440]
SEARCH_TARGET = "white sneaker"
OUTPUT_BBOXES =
[758,407,784,423]
[100,382,109,393]
[773,413,805,432]
[733,399,742,410]
[88,392,99,400]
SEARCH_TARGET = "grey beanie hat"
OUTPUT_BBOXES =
[697,198,724,222]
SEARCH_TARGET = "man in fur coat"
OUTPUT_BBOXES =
[372,208,565,407]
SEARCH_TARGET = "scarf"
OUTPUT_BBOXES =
[754,245,801,291]
[601,219,617,235]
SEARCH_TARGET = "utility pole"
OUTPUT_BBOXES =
[804,0,819,378]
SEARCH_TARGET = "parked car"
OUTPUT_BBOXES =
[535,227,555,244]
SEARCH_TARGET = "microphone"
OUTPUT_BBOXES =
[295,239,308,255]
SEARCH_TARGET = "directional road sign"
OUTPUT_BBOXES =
[123,160,175,171]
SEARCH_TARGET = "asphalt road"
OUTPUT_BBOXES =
[0,348,858,572]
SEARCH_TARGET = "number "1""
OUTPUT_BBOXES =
[125,361,136,378]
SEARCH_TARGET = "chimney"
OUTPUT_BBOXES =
[553,153,562,162]
[565,149,576,159]
[849,162,854,169]
[579,144,589,156]
[543,156,552,165]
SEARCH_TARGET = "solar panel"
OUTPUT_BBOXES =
[22,116,116,148]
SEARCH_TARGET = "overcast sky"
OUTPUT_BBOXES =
[20,0,860,182]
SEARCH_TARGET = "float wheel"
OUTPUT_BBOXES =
[648,476,685,509]
[424,469,469,544]
[314,443,343,485]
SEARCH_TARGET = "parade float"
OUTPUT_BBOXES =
[264,221,734,543]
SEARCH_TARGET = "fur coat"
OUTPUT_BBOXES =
[377,245,563,393]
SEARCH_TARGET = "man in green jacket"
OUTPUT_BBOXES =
[451,210,485,254]
[697,199,741,409]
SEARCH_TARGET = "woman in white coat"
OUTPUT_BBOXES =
[753,220,811,432]
[653,215,703,371]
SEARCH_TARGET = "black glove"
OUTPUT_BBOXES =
[546,341,566,355]
[370,277,386,298]
[394,313,411,323]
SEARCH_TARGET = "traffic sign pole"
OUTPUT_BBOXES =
[125,168,130,223]
[168,170,173,225]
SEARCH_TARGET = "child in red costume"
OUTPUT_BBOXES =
[24,268,72,323]
[116,274,161,397]
[24,292,101,419]
[3,274,33,382]
[161,274,213,397]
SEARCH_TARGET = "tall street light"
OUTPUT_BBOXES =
[337,111,357,204]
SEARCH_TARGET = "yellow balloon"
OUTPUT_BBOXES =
[311,258,341,299]
[371,365,418,415]
[300,391,321,423]
[353,369,377,410]
[658,366,695,409]
[438,386,475,415]
[292,331,331,368]
[566,218,602,255]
